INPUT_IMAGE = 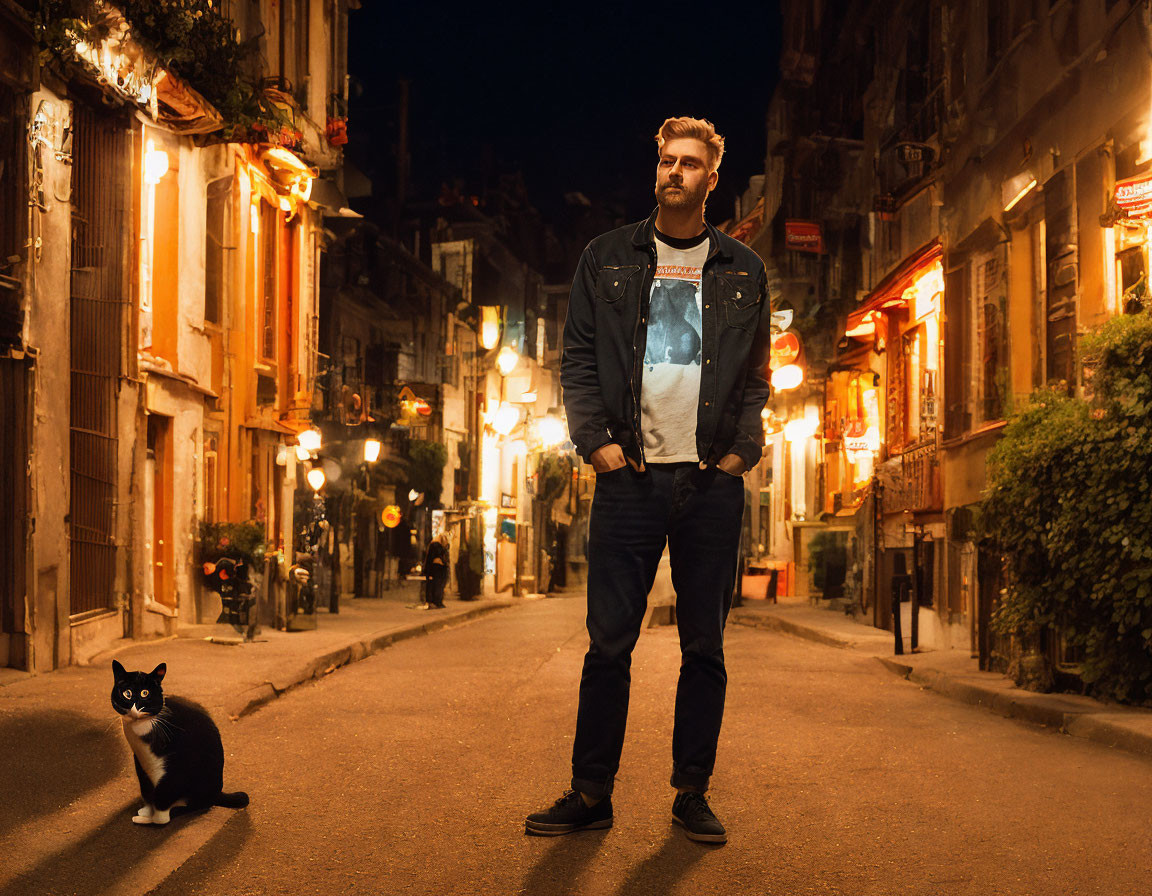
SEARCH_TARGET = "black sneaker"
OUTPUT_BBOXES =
[525,790,613,836]
[672,792,727,843]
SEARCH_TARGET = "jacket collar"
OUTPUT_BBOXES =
[631,208,733,263]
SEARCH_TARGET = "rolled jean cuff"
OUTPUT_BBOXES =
[571,773,614,801]
[669,768,710,793]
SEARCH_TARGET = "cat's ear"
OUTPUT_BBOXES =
[112,660,126,680]
[150,663,166,682]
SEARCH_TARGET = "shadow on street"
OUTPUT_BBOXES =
[0,798,180,896]
[0,710,123,840]
[520,828,611,895]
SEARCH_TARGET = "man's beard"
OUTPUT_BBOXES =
[657,180,707,210]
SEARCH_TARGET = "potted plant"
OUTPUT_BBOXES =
[197,521,266,633]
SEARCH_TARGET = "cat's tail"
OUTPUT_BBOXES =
[214,791,250,809]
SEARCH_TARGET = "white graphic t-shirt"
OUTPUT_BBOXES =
[641,230,709,462]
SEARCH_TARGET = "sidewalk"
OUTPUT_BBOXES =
[0,586,514,895]
[730,598,1152,762]
[1,585,512,718]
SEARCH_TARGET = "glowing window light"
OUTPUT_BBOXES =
[771,364,804,391]
[906,264,944,320]
[480,307,500,350]
[784,417,819,442]
[143,140,169,186]
[363,439,381,463]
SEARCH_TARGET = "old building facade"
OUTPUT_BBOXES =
[758,0,1152,664]
[0,0,353,669]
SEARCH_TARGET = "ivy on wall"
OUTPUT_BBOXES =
[981,309,1152,703]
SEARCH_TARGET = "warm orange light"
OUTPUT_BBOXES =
[771,364,804,390]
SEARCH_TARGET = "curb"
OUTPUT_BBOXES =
[733,608,1152,765]
[223,601,512,719]
[729,608,871,649]
[875,656,1152,760]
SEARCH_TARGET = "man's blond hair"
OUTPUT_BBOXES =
[654,117,725,173]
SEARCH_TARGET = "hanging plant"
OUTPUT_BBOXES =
[32,0,296,141]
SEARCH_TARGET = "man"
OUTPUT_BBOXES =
[525,117,772,844]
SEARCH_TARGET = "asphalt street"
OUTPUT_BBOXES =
[8,595,1152,895]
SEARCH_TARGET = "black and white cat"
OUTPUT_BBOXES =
[111,660,249,825]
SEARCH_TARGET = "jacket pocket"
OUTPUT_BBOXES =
[596,265,640,304]
[718,274,760,331]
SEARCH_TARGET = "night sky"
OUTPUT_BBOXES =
[347,1,783,240]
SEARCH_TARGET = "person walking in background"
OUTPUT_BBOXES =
[525,116,772,844]
[422,532,450,609]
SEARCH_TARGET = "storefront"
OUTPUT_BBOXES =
[835,241,946,639]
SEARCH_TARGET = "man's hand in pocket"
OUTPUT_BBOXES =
[591,444,631,473]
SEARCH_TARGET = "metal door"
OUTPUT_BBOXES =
[69,103,128,616]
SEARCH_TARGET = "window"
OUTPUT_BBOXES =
[260,201,277,362]
[203,431,219,524]
[974,251,1006,423]
[1043,168,1077,388]
[204,176,231,326]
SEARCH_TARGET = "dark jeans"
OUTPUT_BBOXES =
[571,462,744,799]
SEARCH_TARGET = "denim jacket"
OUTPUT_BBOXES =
[561,210,773,472]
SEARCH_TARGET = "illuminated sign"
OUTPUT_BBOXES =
[769,331,800,369]
[381,505,402,528]
[784,220,824,253]
[1116,174,1152,218]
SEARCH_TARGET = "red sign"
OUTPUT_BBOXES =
[785,219,824,253]
[1116,174,1152,218]
[769,331,801,370]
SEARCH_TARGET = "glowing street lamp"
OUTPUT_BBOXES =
[363,439,382,463]
[492,402,522,436]
[298,429,322,453]
[496,346,520,376]
[538,414,566,449]
[306,466,326,491]
[771,364,804,391]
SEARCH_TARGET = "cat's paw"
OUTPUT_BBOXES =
[132,814,154,824]
[150,809,171,825]
[136,805,154,819]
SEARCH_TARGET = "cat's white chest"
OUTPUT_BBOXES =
[123,718,166,785]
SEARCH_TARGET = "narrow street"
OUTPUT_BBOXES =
[54,596,1151,896]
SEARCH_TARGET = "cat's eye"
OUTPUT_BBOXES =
[121,689,131,699]
[140,690,149,697]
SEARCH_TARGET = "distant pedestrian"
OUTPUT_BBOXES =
[525,116,772,844]
[422,532,450,609]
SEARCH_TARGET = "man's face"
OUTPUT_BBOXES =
[655,137,717,212]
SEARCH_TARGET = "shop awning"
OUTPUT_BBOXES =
[844,239,943,337]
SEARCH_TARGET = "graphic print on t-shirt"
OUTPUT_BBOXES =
[644,267,702,367]
[641,238,707,461]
